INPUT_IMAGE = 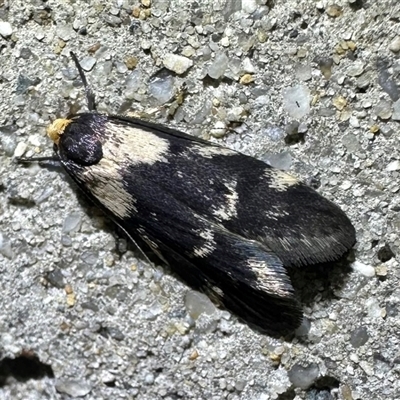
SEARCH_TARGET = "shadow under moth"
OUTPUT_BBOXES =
[20,53,356,336]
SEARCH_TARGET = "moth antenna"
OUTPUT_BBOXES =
[16,155,59,163]
[70,51,97,112]
[16,155,62,169]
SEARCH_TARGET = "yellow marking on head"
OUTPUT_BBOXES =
[46,119,72,145]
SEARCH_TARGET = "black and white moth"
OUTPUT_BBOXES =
[24,53,356,335]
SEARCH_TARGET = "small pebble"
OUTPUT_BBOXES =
[262,152,292,170]
[13,141,28,158]
[163,54,193,75]
[359,361,374,376]
[374,99,392,120]
[318,57,333,79]
[101,371,116,384]
[208,53,229,79]
[0,232,14,259]
[80,56,96,71]
[239,73,254,85]
[349,116,360,127]
[283,85,311,118]
[242,0,257,14]
[55,380,92,397]
[351,261,375,277]
[0,130,18,156]
[377,64,400,101]
[46,269,66,289]
[369,124,379,134]
[242,57,256,73]
[333,95,347,110]
[326,4,343,17]
[386,160,400,171]
[148,72,175,104]
[62,212,82,234]
[115,61,128,74]
[220,37,230,47]
[288,363,319,389]
[350,326,369,348]
[357,73,372,90]
[340,180,352,190]
[125,56,138,70]
[346,61,364,77]
[392,99,400,120]
[144,373,155,385]
[0,20,13,37]
[189,349,199,360]
[210,121,226,138]
[375,265,388,277]
[57,25,74,41]
[235,379,246,392]
[295,63,312,81]
[389,36,400,53]
[185,291,217,319]
[366,298,384,319]
[35,30,45,41]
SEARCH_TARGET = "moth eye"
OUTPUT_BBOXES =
[61,131,103,166]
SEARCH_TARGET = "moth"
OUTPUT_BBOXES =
[22,53,356,336]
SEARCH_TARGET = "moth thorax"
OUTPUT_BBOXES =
[46,118,72,145]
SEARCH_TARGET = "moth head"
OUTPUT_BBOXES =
[46,118,71,145]
[47,116,103,166]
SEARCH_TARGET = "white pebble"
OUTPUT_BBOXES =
[283,85,311,119]
[0,20,12,37]
[13,141,28,158]
[208,53,229,79]
[242,57,256,73]
[35,30,45,41]
[163,54,193,75]
[351,261,375,277]
[389,36,400,53]
[349,116,360,128]
[386,160,400,171]
[220,37,230,47]
[242,0,257,14]
[80,56,96,72]
[392,99,400,121]
[340,180,352,190]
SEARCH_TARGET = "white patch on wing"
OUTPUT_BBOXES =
[76,121,170,219]
[265,205,290,221]
[104,122,170,166]
[299,234,313,249]
[211,285,224,297]
[246,258,290,296]
[190,144,237,159]
[193,228,216,257]
[278,237,292,251]
[266,169,299,192]
[213,180,238,221]
[82,159,137,219]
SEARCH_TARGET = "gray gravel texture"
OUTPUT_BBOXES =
[0,0,399,399]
